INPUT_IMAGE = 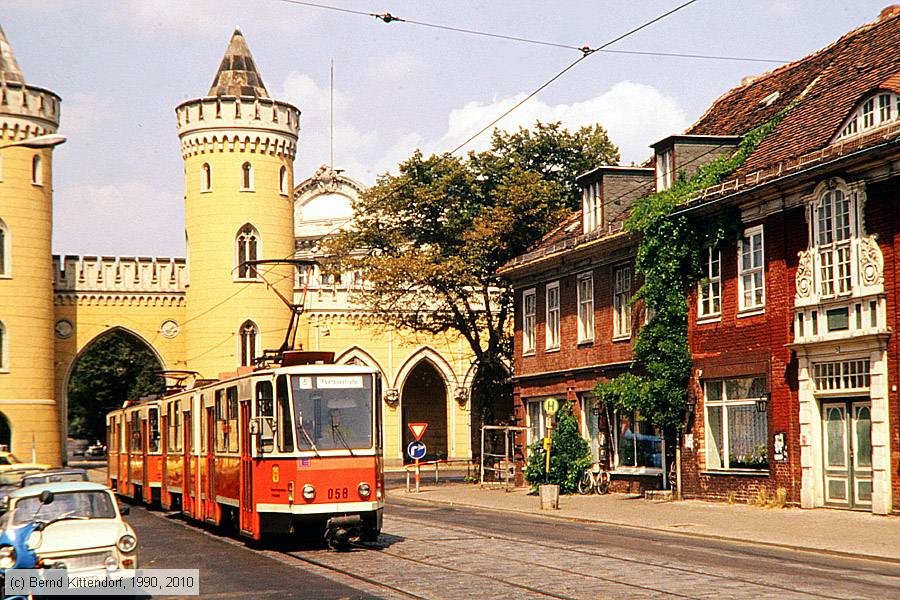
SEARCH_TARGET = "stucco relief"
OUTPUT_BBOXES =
[795,249,813,299]
[859,234,884,287]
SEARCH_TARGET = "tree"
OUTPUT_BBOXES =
[68,330,165,442]
[326,122,619,436]
[523,402,591,494]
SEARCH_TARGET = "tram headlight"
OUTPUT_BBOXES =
[117,534,137,553]
[302,484,316,501]
[0,545,16,569]
[358,482,371,499]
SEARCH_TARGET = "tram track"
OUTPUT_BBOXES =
[382,512,894,600]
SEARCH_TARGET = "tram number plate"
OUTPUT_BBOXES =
[327,487,349,500]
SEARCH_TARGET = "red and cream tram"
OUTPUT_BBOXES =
[107,351,384,545]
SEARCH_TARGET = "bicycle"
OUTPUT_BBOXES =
[577,463,610,495]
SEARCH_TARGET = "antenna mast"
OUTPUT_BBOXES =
[329,59,334,170]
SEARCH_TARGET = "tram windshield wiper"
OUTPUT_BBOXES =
[331,422,356,457]
[296,415,321,458]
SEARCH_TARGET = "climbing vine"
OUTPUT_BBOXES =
[593,100,799,430]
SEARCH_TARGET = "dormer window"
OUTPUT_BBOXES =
[656,148,673,191]
[834,91,900,143]
[582,181,601,234]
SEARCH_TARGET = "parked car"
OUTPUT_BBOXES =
[0,482,137,587]
[0,452,49,473]
[85,442,107,458]
[20,468,89,487]
[0,468,48,509]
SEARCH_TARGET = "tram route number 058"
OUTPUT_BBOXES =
[327,487,350,500]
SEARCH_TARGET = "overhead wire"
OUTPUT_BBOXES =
[274,0,786,63]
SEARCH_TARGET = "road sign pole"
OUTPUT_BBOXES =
[415,458,420,493]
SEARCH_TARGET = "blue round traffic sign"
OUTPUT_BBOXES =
[407,440,427,460]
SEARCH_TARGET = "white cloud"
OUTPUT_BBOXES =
[370,52,426,82]
[429,81,688,166]
[53,182,184,257]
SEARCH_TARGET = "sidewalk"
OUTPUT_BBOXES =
[388,482,900,562]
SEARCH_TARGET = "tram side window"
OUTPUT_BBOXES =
[276,375,294,452]
[200,395,207,454]
[107,422,114,454]
[130,413,142,452]
[215,390,226,452]
[148,408,160,453]
[256,381,275,453]
[120,419,126,453]
[226,386,239,453]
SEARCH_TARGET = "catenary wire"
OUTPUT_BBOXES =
[274,0,786,63]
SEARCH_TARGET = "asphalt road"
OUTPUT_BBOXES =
[126,505,377,599]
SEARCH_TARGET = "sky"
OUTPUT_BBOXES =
[2,1,892,257]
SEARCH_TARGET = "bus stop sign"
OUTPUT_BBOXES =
[543,398,559,415]
[407,440,427,460]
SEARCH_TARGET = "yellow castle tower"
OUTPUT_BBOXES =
[0,25,63,463]
[177,30,299,378]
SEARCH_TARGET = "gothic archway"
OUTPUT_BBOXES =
[400,360,448,463]
[64,327,165,447]
[0,412,11,452]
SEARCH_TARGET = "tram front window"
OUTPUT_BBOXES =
[290,374,373,450]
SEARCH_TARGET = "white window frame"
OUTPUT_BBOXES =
[703,378,769,472]
[522,288,536,355]
[582,181,601,234]
[812,186,856,299]
[526,399,549,447]
[545,281,560,350]
[612,409,663,471]
[612,265,632,340]
[697,247,721,320]
[576,272,594,343]
[656,149,673,191]
[834,91,900,142]
[737,225,765,312]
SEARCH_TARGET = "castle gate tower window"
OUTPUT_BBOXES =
[239,320,258,367]
[235,224,259,280]
[241,161,254,191]
[177,28,298,379]
[0,219,8,276]
[201,163,212,192]
[0,24,63,464]
[401,361,448,463]
[0,321,6,372]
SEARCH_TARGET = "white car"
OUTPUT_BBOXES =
[0,481,137,584]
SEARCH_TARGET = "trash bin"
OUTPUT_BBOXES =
[539,484,559,510]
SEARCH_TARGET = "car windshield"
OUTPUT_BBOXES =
[12,491,116,526]
[291,374,373,450]
[0,454,21,466]
[23,472,87,486]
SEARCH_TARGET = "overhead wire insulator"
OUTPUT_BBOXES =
[374,12,402,24]
[580,45,595,56]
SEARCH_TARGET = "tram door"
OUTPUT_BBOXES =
[239,400,253,535]
[183,410,193,517]
[141,416,149,503]
[204,406,216,523]
[160,413,168,506]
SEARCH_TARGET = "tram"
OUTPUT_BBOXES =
[107,351,384,546]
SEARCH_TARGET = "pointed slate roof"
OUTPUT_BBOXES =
[208,28,268,98]
[0,25,25,84]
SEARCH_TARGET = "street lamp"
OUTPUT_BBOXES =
[0,133,66,149]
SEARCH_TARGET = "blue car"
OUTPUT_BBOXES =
[0,505,42,600]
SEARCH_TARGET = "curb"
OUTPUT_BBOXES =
[388,490,900,565]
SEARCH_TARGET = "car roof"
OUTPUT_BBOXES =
[23,468,86,477]
[7,481,110,499]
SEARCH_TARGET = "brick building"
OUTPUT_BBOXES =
[502,7,900,514]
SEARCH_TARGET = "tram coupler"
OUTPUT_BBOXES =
[325,515,363,550]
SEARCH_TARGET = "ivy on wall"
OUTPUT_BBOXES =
[593,100,798,431]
